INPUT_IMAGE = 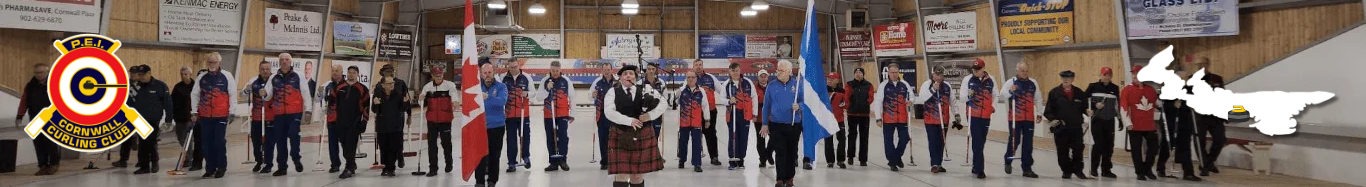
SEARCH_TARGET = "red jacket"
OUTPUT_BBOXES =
[1121,83,1159,131]
[828,85,847,122]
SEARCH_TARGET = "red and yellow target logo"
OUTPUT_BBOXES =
[23,34,154,153]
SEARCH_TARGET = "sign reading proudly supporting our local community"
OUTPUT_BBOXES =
[873,22,916,57]
[265,8,324,51]
[333,21,378,56]
[997,0,1074,47]
[0,0,102,33]
[699,34,747,59]
[159,0,244,45]
[924,12,978,52]
[1124,0,1240,39]
[512,34,561,58]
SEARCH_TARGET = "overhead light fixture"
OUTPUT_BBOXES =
[529,2,547,14]
[488,0,507,9]
[622,0,640,9]
[740,7,757,16]
[751,0,769,10]
[623,8,639,15]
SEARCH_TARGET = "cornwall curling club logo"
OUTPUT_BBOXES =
[23,34,154,153]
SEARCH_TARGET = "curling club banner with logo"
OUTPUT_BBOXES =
[1124,0,1240,39]
[997,0,1074,47]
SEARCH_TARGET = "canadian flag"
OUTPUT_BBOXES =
[458,0,486,181]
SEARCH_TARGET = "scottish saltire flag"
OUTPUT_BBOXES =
[798,0,840,162]
[458,0,488,181]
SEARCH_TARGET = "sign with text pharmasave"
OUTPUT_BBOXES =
[873,22,916,57]
[159,0,243,45]
[333,21,378,56]
[380,31,412,59]
[511,34,561,58]
[924,12,977,52]
[265,8,324,51]
[1124,0,1239,39]
[0,0,101,33]
[997,0,1074,47]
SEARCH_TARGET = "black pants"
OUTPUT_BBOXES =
[175,119,192,147]
[1128,131,1160,176]
[339,127,361,171]
[753,121,771,162]
[1157,108,1195,174]
[703,110,719,159]
[1053,128,1085,174]
[32,134,61,168]
[377,131,403,171]
[476,127,506,184]
[845,116,869,163]
[136,121,163,168]
[1089,119,1116,173]
[769,123,802,181]
[1172,124,1197,175]
[823,122,846,164]
[428,122,454,170]
[1197,118,1226,171]
[118,135,139,162]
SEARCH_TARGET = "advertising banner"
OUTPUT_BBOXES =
[512,34,561,58]
[380,31,412,59]
[445,34,461,54]
[997,0,1074,47]
[924,12,978,52]
[333,21,378,56]
[265,8,324,51]
[838,31,872,60]
[330,60,373,86]
[604,33,657,59]
[874,22,916,57]
[0,0,101,33]
[877,57,917,86]
[477,34,512,58]
[159,0,243,45]
[605,33,654,48]
[1124,0,1240,39]
[698,34,746,59]
[745,35,794,58]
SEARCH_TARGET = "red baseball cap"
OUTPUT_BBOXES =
[431,67,444,74]
[1131,65,1144,73]
[973,58,986,69]
[827,73,840,80]
[1100,67,1113,75]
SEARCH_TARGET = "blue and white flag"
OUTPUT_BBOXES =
[799,0,840,162]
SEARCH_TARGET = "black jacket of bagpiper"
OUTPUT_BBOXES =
[372,87,409,133]
[130,77,174,123]
[1044,85,1088,131]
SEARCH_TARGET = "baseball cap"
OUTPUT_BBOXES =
[1100,67,1113,75]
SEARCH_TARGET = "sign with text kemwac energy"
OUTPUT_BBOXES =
[159,0,243,45]
[0,0,101,33]
[699,34,746,58]
[873,22,916,57]
[512,34,561,58]
[924,12,978,52]
[477,34,512,58]
[1124,0,1239,39]
[380,31,412,59]
[997,0,1074,47]
[745,35,794,58]
[837,31,872,60]
[333,21,378,56]
[265,8,324,51]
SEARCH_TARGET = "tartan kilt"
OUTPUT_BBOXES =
[607,125,664,174]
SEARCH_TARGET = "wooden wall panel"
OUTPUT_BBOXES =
[565,32,603,59]
[1073,0,1118,43]
[565,9,601,29]
[663,10,695,30]
[107,0,158,41]
[0,29,60,91]
[893,0,917,15]
[699,1,827,30]
[945,0,979,5]
[1168,2,1364,81]
[425,7,476,29]
[1022,48,1125,93]
[384,2,400,23]
[567,0,693,6]
[334,0,360,14]
[662,32,695,58]
[515,0,562,30]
